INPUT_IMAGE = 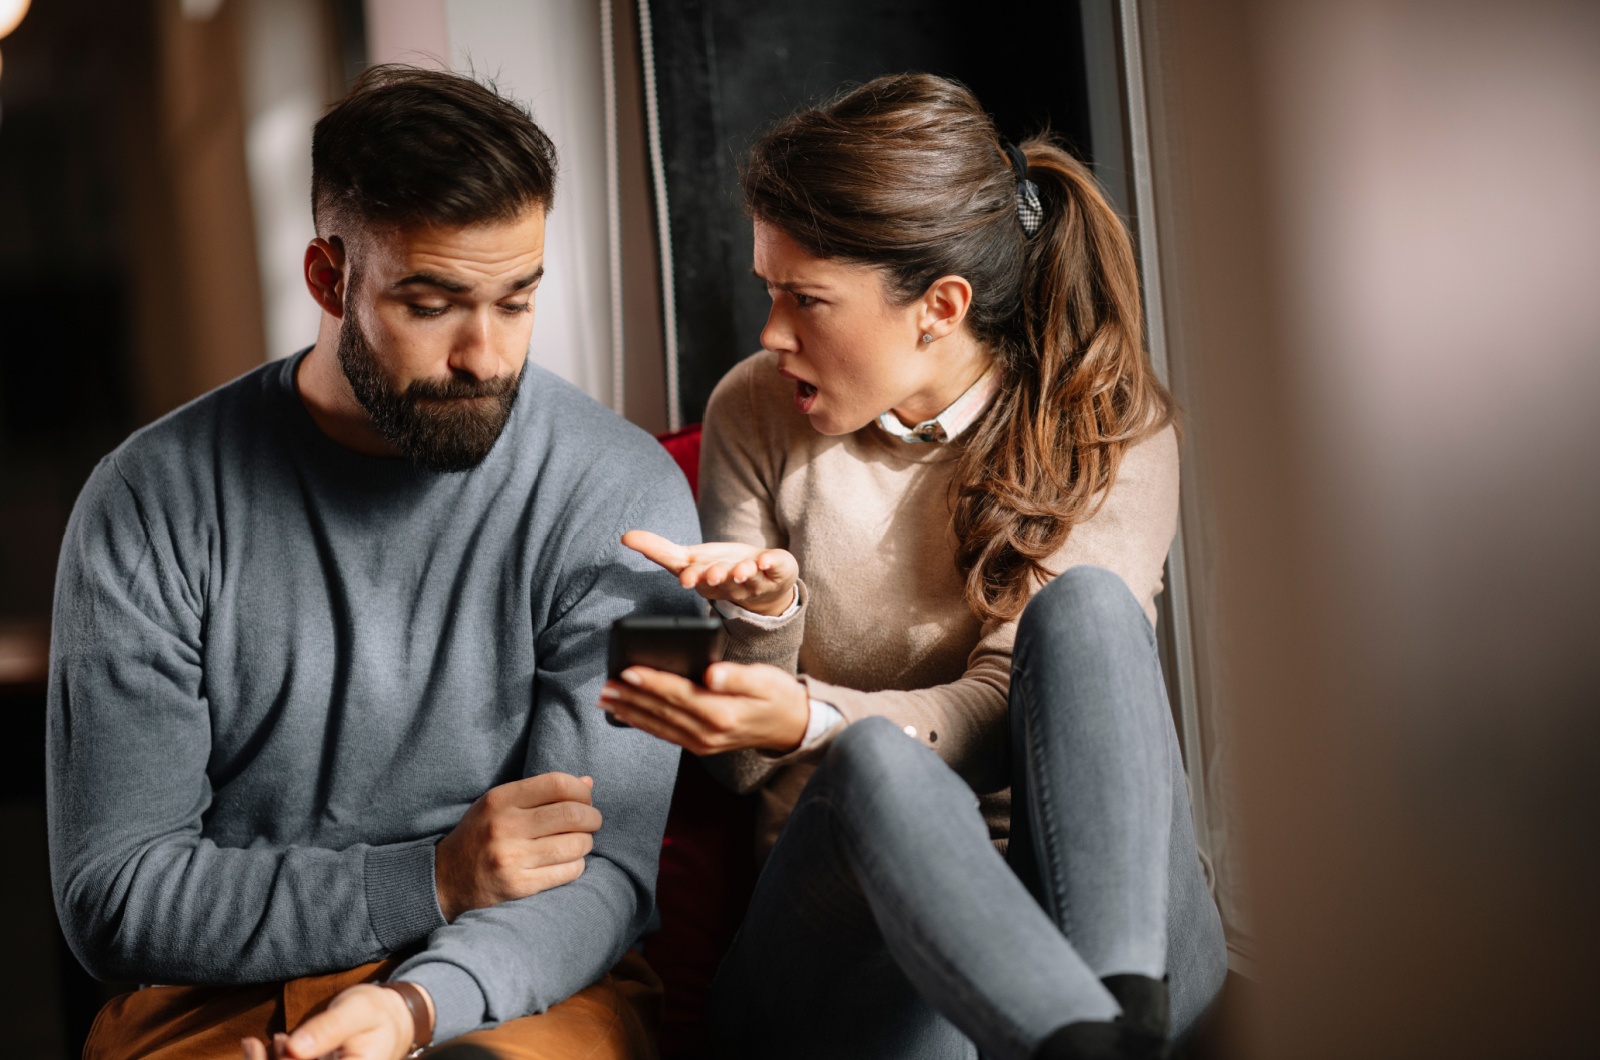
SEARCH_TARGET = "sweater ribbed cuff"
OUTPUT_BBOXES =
[717,580,807,672]
[396,962,487,1045]
[363,839,447,952]
[712,582,801,627]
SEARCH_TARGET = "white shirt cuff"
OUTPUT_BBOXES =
[713,587,800,628]
[801,699,845,750]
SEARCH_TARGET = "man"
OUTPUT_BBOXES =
[47,66,698,1059]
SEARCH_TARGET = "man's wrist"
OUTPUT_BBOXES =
[381,980,435,1054]
[432,831,468,923]
[394,962,487,1045]
[366,839,450,950]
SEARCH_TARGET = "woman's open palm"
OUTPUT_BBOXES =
[622,530,798,616]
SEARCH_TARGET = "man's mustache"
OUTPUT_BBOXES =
[406,374,520,401]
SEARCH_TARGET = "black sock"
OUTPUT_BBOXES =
[1033,1020,1129,1060]
[1101,973,1170,1042]
[1031,975,1169,1060]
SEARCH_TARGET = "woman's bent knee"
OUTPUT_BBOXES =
[1017,566,1151,663]
[824,715,927,782]
[1023,565,1143,632]
[817,716,970,817]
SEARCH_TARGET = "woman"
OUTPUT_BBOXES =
[600,73,1226,1060]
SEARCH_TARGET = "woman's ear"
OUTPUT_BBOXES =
[916,275,974,343]
[303,237,348,319]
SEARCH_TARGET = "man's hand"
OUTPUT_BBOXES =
[599,661,810,756]
[622,530,799,617]
[434,772,602,922]
[240,981,425,1060]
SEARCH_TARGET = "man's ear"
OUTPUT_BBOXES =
[304,236,348,319]
[916,275,974,343]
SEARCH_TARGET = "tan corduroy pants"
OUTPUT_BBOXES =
[82,950,661,1060]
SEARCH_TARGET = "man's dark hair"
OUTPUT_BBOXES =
[312,64,558,233]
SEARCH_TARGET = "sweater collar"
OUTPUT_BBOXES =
[875,367,999,444]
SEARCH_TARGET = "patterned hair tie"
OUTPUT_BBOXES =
[1003,141,1044,238]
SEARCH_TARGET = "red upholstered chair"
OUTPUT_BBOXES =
[645,424,760,1058]
[654,424,704,499]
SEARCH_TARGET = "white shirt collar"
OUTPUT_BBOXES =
[875,367,1000,444]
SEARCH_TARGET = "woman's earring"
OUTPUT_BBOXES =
[920,333,933,344]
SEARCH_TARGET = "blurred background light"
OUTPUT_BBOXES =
[180,0,222,22]
[0,0,30,40]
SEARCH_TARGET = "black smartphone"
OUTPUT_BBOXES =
[605,615,728,727]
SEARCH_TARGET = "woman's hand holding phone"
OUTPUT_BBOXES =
[600,661,810,756]
[611,531,807,754]
[622,530,798,617]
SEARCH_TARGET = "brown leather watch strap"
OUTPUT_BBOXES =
[380,980,435,1054]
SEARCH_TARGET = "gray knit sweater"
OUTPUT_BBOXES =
[45,353,700,1041]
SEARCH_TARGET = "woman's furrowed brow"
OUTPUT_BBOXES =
[750,269,827,291]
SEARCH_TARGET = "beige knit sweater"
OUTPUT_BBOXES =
[698,350,1180,853]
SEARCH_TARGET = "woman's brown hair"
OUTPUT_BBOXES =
[742,73,1176,622]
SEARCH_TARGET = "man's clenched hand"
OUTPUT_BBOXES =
[434,772,602,921]
[240,982,423,1059]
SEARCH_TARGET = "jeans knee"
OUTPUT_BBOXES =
[819,715,948,809]
[1018,565,1148,655]
[825,715,915,779]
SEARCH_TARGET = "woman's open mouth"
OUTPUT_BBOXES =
[794,379,818,414]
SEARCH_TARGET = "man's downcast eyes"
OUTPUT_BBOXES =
[406,302,534,319]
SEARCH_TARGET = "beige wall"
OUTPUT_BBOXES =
[126,0,268,422]
[363,0,448,64]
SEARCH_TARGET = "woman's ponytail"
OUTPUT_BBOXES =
[949,138,1175,621]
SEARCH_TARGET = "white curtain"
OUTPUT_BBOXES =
[240,0,327,360]
[441,0,614,407]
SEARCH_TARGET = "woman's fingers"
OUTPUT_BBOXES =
[678,559,746,590]
[604,669,735,735]
[619,665,703,703]
[704,661,789,697]
[620,530,692,574]
[625,538,798,611]
[608,702,703,750]
[703,560,750,587]
[599,662,806,755]
[619,660,778,702]
[599,683,711,750]
[756,548,798,579]
[600,675,688,720]
[691,565,783,598]
[627,533,752,574]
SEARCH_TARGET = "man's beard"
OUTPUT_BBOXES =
[337,311,523,473]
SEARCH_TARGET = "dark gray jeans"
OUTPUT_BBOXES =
[707,566,1227,1060]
